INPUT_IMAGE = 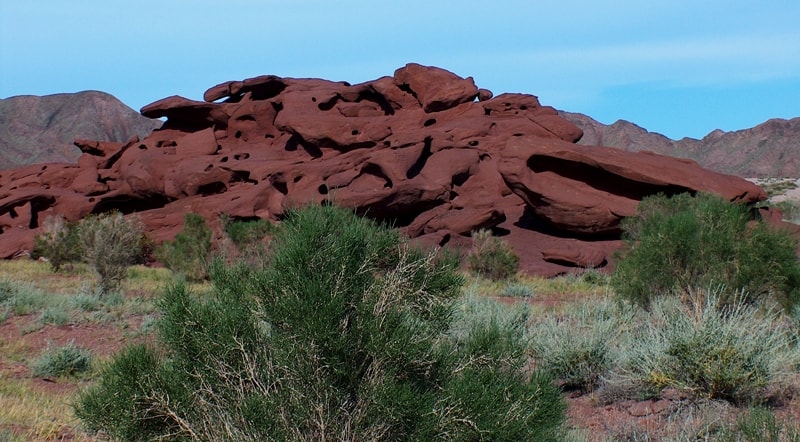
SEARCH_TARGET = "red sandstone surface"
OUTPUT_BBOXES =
[0,64,771,275]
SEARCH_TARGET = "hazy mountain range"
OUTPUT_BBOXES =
[0,91,797,178]
[0,91,161,169]
[560,112,800,178]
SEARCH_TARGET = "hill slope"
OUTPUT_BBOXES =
[560,112,800,178]
[0,91,161,168]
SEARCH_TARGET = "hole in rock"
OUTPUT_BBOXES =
[351,129,359,136]
[271,176,288,195]
[234,153,250,161]
[520,105,528,110]
[355,199,443,229]
[311,97,317,102]
[198,181,227,196]
[271,102,283,112]
[484,108,491,116]
[285,135,323,158]
[406,137,433,179]
[468,140,479,147]
[424,118,437,127]
[221,156,229,163]
[317,96,339,111]
[250,80,287,100]
[204,164,213,172]
[234,130,242,139]
[452,171,470,187]
[138,144,147,150]
[28,196,56,229]
[235,114,257,121]
[231,171,258,185]
[318,184,329,195]
[356,91,395,115]
[92,194,170,215]
[293,175,302,183]
[397,83,418,99]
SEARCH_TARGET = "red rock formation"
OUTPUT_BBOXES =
[0,64,773,275]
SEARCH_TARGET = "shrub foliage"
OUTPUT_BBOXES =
[31,341,92,378]
[156,213,212,281]
[33,215,82,272]
[76,205,565,441]
[612,193,800,310]
[467,229,520,281]
[78,211,146,294]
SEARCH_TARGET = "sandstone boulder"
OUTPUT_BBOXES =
[0,64,774,275]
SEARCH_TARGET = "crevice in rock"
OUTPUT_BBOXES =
[91,194,170,215]
[406,137,433,179]
[527,155,696,201]
[514,205,621,241]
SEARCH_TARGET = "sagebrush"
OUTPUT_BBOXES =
[78,211,146,294]
[76,204,565,441]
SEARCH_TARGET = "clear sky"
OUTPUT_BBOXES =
[1,1,798,140]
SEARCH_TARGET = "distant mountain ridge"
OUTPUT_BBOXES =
[0,91,161,169]
[560,112,800,178]
[0,90,796,178]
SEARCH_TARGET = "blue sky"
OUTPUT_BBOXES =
[1,1,798,140]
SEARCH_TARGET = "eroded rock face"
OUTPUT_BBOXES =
[0,64,773,275]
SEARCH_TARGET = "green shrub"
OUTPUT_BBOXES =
[33,215,82,272]
[467,229,520,281]
[79,211,146,294]
[39,306,70,326]
[76,204,565,441]
[223,216,278,247]
[157,213,212,281]
[612,193,800,311]
[30,341,92,378]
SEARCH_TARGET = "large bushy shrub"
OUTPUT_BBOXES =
[76,205,565,441]
[78,212,146,294]
[156,213,212,281]
[612,193,800,310]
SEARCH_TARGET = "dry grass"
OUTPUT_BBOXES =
[0,376,91,441]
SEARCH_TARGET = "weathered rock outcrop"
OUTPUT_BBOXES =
[0,64,772,275]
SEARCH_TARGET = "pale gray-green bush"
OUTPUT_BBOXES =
[31,341,92,378]
[608,288,800,405]
[529,299,633,391]
[78,212,145,294]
